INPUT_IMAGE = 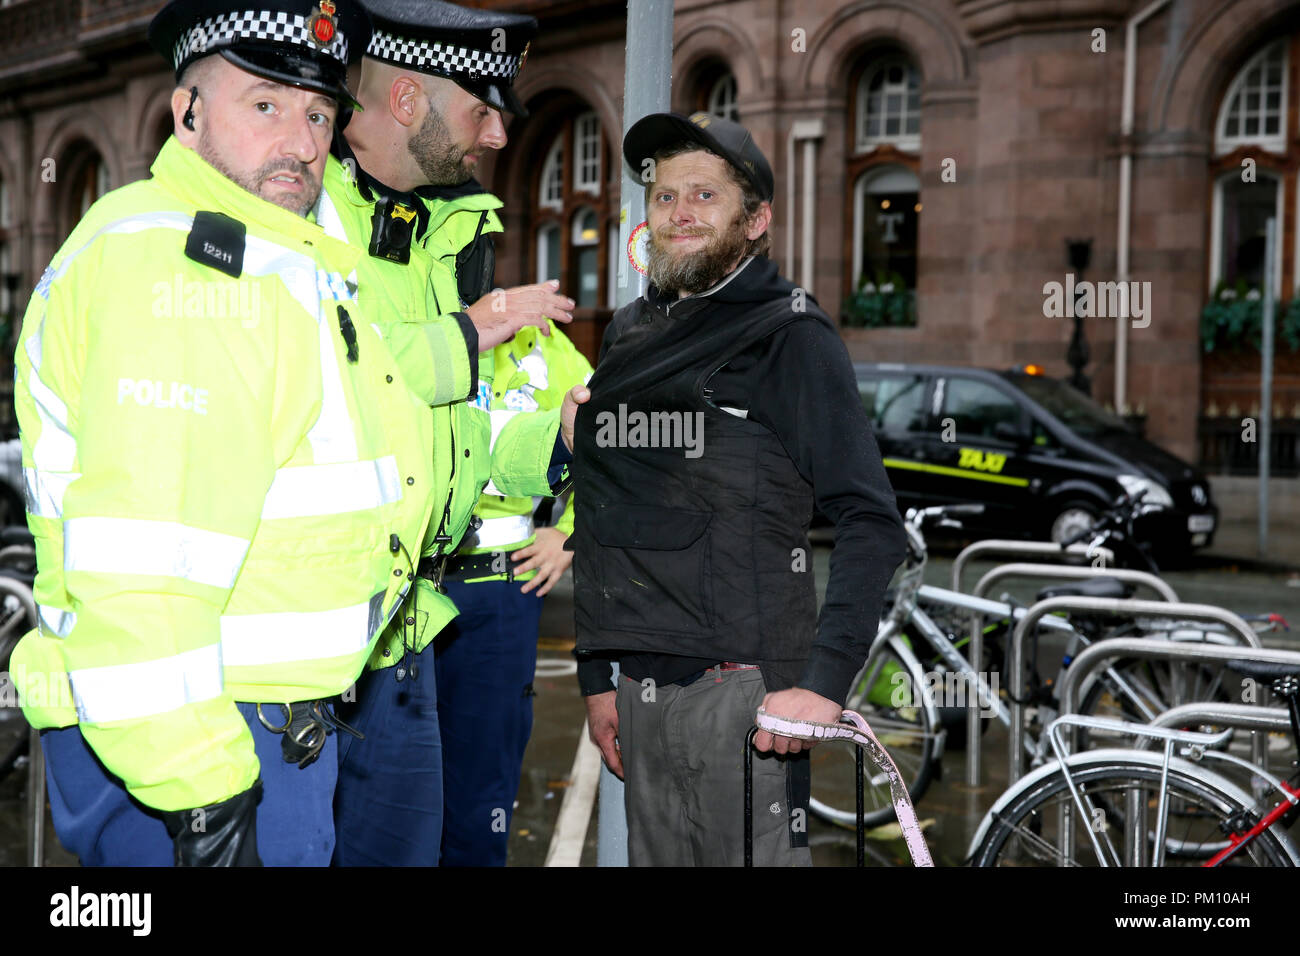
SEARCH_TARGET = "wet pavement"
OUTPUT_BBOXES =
[4,540,1300,867]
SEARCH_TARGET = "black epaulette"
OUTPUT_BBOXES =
[184,211,246,279]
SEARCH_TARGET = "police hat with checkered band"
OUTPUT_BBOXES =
[362,0,537,117]
[149,0,372,109]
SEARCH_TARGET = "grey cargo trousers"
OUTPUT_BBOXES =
[616,666,813,866]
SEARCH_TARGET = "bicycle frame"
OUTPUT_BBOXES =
[1042,715,1300,867]
[1207,778,1300,866]
[1047,715,1233,866]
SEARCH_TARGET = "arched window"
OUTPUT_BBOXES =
[707,73,738,122]
[852,165,920,291]
[573,112,601,195]
[530,104,614,314]
[57,144,110,244]
[571,207,600,307]
[1216,40,1286,156]
[856,56,921,153]
[539,137,563,211]
[1207,39,1297,297]
[536,222,561,282]
[1210,171,1282,294]
[76,156,110,220]
[691,62,740,124]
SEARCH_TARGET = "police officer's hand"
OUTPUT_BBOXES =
[754,689,843,755]
[560,384,591,452]
[584,690,623,779]
[513,527,572,597]
[465,280,575,352]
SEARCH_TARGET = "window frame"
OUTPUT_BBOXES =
[573,111,602,196]
[529,111,614,316]
[937,375,1029,443]
[706,72,739,122]
[855,55,922,154]
[851,163,922,292]
[1208,167,1285,297]
[1215,40,1288,157]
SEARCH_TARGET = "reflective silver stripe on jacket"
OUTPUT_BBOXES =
[469,513,535,549]
[64,517,249,589]
[260,456,402,520]
[220,592,385,667]
[69,643,224,724]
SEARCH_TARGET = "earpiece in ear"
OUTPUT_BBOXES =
[182,86,199,131]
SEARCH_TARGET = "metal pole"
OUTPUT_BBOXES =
[1259,217,1276,557]
[950,540,1109,595]
[27,728,44,867]
[598,0,673,868]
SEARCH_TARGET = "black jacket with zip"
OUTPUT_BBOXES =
[572,256,906,703]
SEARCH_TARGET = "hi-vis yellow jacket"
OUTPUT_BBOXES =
[455,323,592,582]
[9,138,435,812]
[324,164,565,665]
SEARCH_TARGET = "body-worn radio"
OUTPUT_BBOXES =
[370,198,418,263]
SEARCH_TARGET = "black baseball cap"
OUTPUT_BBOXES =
[148,0,372,109]
[623,111,775,203]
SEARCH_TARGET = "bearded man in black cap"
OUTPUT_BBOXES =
[571,113,907,866]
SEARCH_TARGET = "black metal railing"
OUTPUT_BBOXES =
[1199,416,1300,476]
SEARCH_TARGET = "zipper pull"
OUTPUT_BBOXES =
[337,305,359,363]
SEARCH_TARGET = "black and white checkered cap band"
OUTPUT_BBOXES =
[172,10,349,70]
[367,27,520,80]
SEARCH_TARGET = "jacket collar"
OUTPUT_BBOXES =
[647,255,757,315]
[331,133,433,240]
[152,137,357,266]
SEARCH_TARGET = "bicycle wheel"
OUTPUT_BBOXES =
[809,635,944,829]
[1077,655,1234,749]
[970,750,1298,867]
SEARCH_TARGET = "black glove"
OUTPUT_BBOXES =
[161,781,263,867]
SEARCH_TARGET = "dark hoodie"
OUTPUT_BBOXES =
[574,255,907,705]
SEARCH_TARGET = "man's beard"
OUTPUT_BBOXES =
[408,106,472,186]
[646,209,751,296]
[198,131,320,216]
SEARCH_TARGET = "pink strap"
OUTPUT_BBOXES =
[755,707,934,867]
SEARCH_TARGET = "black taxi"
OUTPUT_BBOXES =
[856,363,1218,557]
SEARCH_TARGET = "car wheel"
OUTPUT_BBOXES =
[1048,500,1100,545]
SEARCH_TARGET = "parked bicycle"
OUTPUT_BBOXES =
[968,657,1300,866]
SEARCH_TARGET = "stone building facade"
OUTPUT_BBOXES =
[1,0,1298,466]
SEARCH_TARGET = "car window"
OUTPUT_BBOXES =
[941,378,1020,439]
[1031,418,1060,450]
[860,374,928,432]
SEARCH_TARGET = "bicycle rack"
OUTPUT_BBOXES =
[1009,600,1263,784]
[1139,701,1298,788]
[962,566,1177,786]
[0,576,42,867]
[951,540,1113,595]
[1053,646,1300,865]
[1143,702,1293,736]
